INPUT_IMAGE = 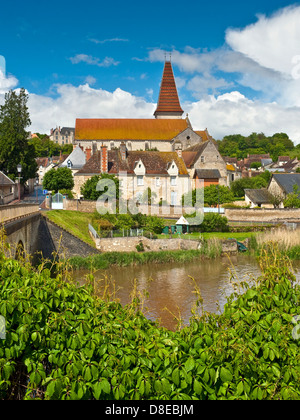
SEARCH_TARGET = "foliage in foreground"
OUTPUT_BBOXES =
[0,244,300,400]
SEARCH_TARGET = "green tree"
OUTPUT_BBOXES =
[80,173,120,201]
[283,185,300,208]
[0,88,37,182]
[203,185,235,206]
[43,167,74,192]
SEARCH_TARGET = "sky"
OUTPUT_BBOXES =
[1,0,300,143]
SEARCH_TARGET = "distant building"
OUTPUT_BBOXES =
[0,171,16,205]
[58,145,86,175]
[50,127,75,146]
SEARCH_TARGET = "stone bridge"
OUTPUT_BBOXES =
[0,204,41,260]
[1,204,99,262]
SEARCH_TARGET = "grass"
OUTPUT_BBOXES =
[253,228,300,259]
[45,210,95,247]
[158,231,257,242]
[68,248,216,270]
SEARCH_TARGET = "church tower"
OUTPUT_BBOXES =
[154,59,184,119]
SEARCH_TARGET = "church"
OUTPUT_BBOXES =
[74,60,213,154]
[72,60,235,202]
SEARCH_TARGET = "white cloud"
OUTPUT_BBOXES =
[0,69,18,94]
[88,37,129,44]
[186,92,300,142]
[27,83,155,134]
[226,5,300,77]
[69,54,119,67]
[84,75,97,85]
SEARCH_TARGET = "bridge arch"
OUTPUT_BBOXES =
[15,240,25,260]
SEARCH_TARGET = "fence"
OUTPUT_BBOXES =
[89,224,145,239]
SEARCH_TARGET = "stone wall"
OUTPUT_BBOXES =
[94,236,238,255]
[95,236,201,253]
[40,216,100,259]
[225,208,300,222]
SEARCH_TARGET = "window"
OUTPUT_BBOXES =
[171,191,177,206]
[201,156,205,163]
[137,175,144,186]
[156,177,160,187]
[170,176,176,186]
[67,160,72,168]
[110,142,114,149]
[145,142,149,150]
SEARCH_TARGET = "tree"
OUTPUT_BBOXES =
[283,185,300,208]
[0,88,37,182]
[204,185,235,206]
[80,173,120,201]
[43,167,74,192]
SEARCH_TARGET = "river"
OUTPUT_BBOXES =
[73,255,300,331]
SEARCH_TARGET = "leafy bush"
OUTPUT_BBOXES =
[1,244,300,400]
[200,213,229,232]
[43,167,74,193]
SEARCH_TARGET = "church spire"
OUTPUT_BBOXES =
[154,59,184,119]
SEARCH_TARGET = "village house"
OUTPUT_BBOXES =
[244,188,273,208]
[73,144,190,206]
[0,171,16,205]
[58,145,86,175]
[267,173,300,207]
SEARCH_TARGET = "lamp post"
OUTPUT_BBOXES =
[17,164,22,202]
[36,177,39,203]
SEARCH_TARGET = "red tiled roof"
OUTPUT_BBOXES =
[75,118,188,141]
[154,61,184,117]
[75,150,188,176]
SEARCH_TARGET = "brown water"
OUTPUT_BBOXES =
[73,255,300,331]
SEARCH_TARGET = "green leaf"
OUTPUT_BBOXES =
[185,357,195,373]
[101,378,111,394]
[220,367,233,383]
[161,378,171,395]
[93,382,102,399]
[172,368,180,386]
[237,381,244,396]
[193,379,202,395]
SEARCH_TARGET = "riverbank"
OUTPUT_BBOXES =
[68,247,219,270]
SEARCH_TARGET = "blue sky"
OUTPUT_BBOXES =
[1,0,300,141]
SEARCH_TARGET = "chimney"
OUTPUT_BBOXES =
[101,145,108,173]
[120,142,127,161]
[85,147,92,161]
[175,142,182,158]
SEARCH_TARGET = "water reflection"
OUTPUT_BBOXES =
[73,255,300,331]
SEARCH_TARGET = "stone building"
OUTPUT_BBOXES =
[73,144,190,205]
[73,60,212,153]
[0,171,16,204]
[50,127,75,146]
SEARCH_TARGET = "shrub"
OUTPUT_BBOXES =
[200,213,229,232]
[1,245,300,400]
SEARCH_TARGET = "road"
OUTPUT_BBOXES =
[21,186,46,206]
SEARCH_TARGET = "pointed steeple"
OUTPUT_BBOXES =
[154,59,184,119]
